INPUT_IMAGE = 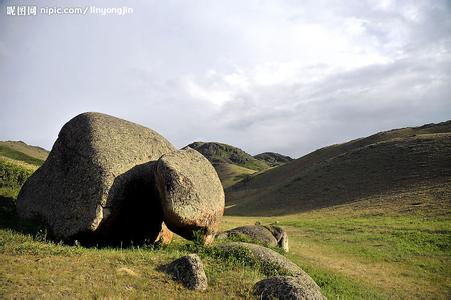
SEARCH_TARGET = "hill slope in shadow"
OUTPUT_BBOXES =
[225,121,451,215]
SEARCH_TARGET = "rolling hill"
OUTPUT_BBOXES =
[225,121,451,215]
[0,141,48,198]
[186,142,292,188]
[254,152,293,167]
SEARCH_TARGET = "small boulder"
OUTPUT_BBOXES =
[264,224,289,252]
[253,276,326,300]
[165,254,208,291]
[216,225,278,248]
[217,242,321,294]
[17,112,176,243]
[155,148,224,244]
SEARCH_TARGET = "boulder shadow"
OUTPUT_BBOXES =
[1,161,166,248]
[70,161,165,247]
[0,195,47,236]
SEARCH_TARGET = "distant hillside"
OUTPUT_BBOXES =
[187,142,269,170]
[226,121,451,215]
[254,152,293,167]
[0,141,48,198]
[186,142,292,188]
[186,142,267,188]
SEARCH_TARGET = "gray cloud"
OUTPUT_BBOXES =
[0,0,450,157]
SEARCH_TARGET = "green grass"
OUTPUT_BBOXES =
[223,193,451,299]
[2,191,450,298]
[0,230,262,298]
[293,260,385,299]
[0,210,274,298]
[280,213,451,298]
[280,215,450,265]
[215,163,256,189]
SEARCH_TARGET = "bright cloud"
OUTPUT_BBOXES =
[0,0,450,157]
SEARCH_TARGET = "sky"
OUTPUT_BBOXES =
[0,0,450,158]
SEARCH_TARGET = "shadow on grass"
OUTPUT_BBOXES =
[0,195,47,237]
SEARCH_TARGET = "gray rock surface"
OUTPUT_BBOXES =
[17,112,176,242]
[155,148,224,244]
[265,224,289,252]
[216,225,278,248]
[166,254,208,291]
[217,242,320,293]
[253,276,326,300]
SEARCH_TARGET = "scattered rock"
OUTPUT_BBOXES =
[253,276,326,300]
[155,148,224,244]
[217,242,320,294]
[264,224,289,252]
[165,254,208,291]
[217,242,298,275]
[17,112,176,243]
[216,225,278,248]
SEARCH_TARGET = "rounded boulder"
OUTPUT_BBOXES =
[17,112,176,244]
[165,254,208,291]
[216,225,278,248]
[155,148,225,244]
[253,276,326,300]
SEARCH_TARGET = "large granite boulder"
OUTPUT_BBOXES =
[17,112,176,244]
[216,225,278,248]
[253,276,326,300]
[165,254,208,291]
[155,148,224,244]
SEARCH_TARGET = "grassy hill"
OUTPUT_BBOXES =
[186,142,265,188]
[187,142,270,170]
[187,142,293,188]
[0,141,48,198]
[225,121,451,215]
[220,121,451,298]
[254,152,293,167]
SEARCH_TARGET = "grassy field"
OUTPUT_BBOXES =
[1,188,449,298]
[0,138,449,298]
[223,189,451,299]
[0,196,285,299]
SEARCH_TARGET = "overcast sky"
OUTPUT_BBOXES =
[1,0,450,158]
